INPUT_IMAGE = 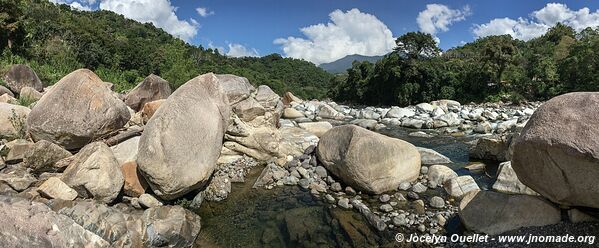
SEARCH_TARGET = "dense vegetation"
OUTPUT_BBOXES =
[0,0,332,99]
[330,24,599,106]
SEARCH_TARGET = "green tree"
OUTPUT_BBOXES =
[394,32,440,59]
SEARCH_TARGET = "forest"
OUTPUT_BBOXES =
[330,24,599,106]
[0,0,333,99]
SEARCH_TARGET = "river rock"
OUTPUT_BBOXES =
[427,165,458,187]
[37,177,77,201]
[0,167,36,191]
[283,108,304,119]
[0,196,110,247]
[317,125,421,194]
[123,74,171,111]
[3,64,43,94]
[138,193,163,208]
[444,176,480,199]
[0,103,30,139]
[470,136,511,162]
[5,139,33,163]
[0,86,14,97]
[430,196,445,208]
[318,104,343,119]
[140,99,165,124]
[416,103,434,113]
[203,174,231,202]
[121,161,147,197]
[255,85,280,109]
[298,121,332,137]
[416,147,452,165]
[216,74,255,104]
[61,142,124,203]
[19,86,43,102]
[233,97,266,122]
[23,140,72,173]
[137,73,230,200]
[142,205,202,247]
[459,190,561,235]
[110,136,140,165]
[283,92,302,105]
[492,161,538,196]
[0,93,17,104]
[386,107,415,118]
[27,69,130,150]
[512,92,599,208]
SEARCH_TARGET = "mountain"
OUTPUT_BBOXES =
[0,0,333,99]
[319,54,384,74]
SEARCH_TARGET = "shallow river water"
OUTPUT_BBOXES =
[194,126,500,247]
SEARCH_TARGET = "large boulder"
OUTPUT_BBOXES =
[110,136,140,165]
[316,125,421,194]
[459,191,561,235]
[61,142,124,203]
[513,92,599,208]
[298,121,332,137]
[0,196,110,247]
[254,85,280,109]
[492,161,538,196]
[123,74,171,111]
[215,74,255,104]
[0,103,30,139]
[37,177,78,201]
[232,97,265,122]
[142,205,202,247]
[2,64,43,94]
[137,73,230,200]
[23,140,72,174]
[27,69,130,150]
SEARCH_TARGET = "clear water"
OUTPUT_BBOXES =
[194,126,499,247]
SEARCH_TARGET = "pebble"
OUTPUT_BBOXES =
[411,183,427,193]
[398,182,411,191]
[411,200,425,214]
[338,197,351,209]
[330,182,342,192]
[379,194,390,203]
[296,167,310,179]
[298,179,310,189]
[393,214,407,226]
[420,166,429,174]
[380,204,393,213]
[325,194,336,204]
[314,166,327,178]
[407,192,420,200]
[436,214,447,226]
[394,192,407,202]
[429,196,445,208]
[418,224,426,232]
[345,186,357,196]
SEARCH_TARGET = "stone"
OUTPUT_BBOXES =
[138,194,163,208]
[318,104,343,119]
[401,119,425,129]
[465,162,486,173]
[470,136,511,162]
[253,163,289,188]
[27,69,130,150]
[254,85,280,109]
[283,108,304,119]
[0,93,17,104]
[3,64,43,94]
[459,191,561,235]
[37,177,77,201]
[411,182,427,193]
[331,182,342,192]
[298,121,332,137]
[0,103,30,139]
[142,205,202,247]
[0,196,110,247]
[110,136,140,165]
[428,165,458,186]
[203,175,231,202]
[568,209,599,223]
[512,92,599,208]
[5,139,33,163]
[398,182,411,191]
[283,92,302,105]
[23,140,72,173]
[0,86,14,97]
[123,74,171,111]
[492,161,538,196]
[61,142,124,203]
[444,176,480,199]
[379,194,391,203]
[416,147,452,165]
[411,200,425,214]
[474,121,492,134]
[140,99,165,124]
[420,166,428,174]
[0,167,36,191]
[317,125,421,194]
[338,197,351,209]
[137,73,230,200]
[19,86,43,102]
[380,204,393,212]
[215,74,255,104]
[233,97,266,122]
[429,196,445,208]
[121,161,147,197]
[416,103,434,113]
[386,107,415,118]
[314,166,327,178]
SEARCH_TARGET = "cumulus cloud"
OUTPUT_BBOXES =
[274,8,395,65]
[99,0,198,41]
[473,3,599,41]
[417,4,471,35]
[226,43,259,57]
[196,7,214,17]
[49,0,93,11]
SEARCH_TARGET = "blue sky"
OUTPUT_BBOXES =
[50,1,599,64]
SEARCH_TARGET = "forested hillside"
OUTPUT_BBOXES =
[330,24,599,106]
[0,0,332,99]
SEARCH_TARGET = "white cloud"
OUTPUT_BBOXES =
[274,8,395,65]
[196,7,214,17]
[99,0,199,41]
[473,3,599,41]
[417,4,471,35]
[226,43,259,57]
[49,0,93,11]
